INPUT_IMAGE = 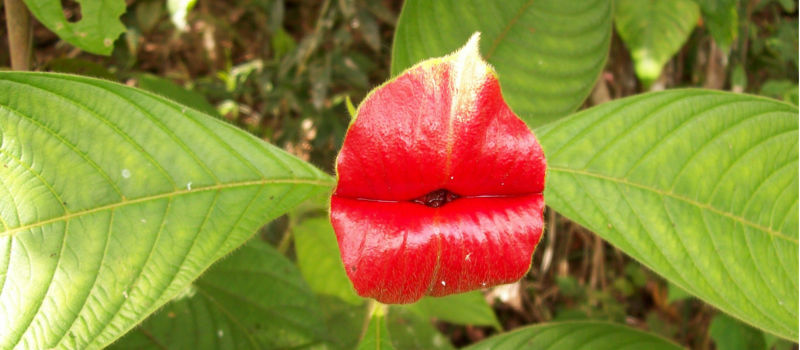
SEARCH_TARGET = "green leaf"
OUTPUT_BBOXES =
[135,73,221,118]
[358,305,395,350]
[764,332,796,350]
[463,321,682,349]
[387,307,454,350]
[318,295,369,350]
[108,240,327,349]
[167,0,197,31]
[391,0,612,127]
[47,58,116,80]
[22,0,126,55]
[760,80,799,106]
[666,282,692,304]
[407,292,500,329]
[615,0,700,86]
[694,0,739,53]
[346,95,358,119]
[709,313,767,350]
[0,72,333,349]
[293,216,363,305]
[537,89,798,340]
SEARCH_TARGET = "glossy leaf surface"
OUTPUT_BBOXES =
[0,72,333,349]
[391,0,612,127]
[615,0,700,85]
[538,89,798,339]
[22,0,125,55]
[108,240,327,349]
[463,321,682,349]
[332,35,546,304]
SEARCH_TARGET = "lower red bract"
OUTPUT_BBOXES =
[331,194,544,304]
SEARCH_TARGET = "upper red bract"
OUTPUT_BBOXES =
[334,64,545,201]
[331,35,546,304]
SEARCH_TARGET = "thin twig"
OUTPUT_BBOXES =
[4,0,33,70]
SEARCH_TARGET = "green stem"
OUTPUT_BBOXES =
[276,225,294,255]
[4,0,33,70]
[358,299,379,342]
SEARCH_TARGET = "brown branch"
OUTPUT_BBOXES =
[4,0,33,70]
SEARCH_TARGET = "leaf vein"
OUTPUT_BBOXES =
[1,178,332,237]
[549,167,797,243]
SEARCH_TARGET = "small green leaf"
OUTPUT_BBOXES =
[135,73,221,117]
[391,0,613,127]
[408,292,500,329]
[709,313,767,350]
[358,304,395,350]
[694,0,739,53]
[0,72,333,349]
[346,95,358,119]
[387,307,454,350]
[666,282,692,304]
[538,89,798,340]
[167,0,197,31]
[47,58,116,80]
[463,321,682,349]
[760,80,799,106]
[615,0,700,86]
[730,64,747,91]
[108,240,327,349]
[293,216,363,305]
[22,0,126,55]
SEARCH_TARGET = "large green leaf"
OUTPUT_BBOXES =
[537,89,798,339]
[614,0,700,86]
[22,0,126,55]
[0,72,333,349]
[391,0,612,127]
[407,292,500,329]
[108,240,327,349]
[463,321,682,349]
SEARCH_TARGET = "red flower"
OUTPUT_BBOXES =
[330,34,546,304]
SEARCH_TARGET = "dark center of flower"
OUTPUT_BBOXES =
[412,189,460,208]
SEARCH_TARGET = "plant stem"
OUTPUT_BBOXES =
[358,299,378,342]
[4,0,33,70]
[276,226,293,255]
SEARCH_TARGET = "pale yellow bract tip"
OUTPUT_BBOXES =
[449,32,490,121]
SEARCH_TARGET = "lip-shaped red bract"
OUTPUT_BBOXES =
[331,34,546,304]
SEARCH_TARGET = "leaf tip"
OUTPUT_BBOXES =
[345,95,357,119]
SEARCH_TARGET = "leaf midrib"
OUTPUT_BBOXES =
[548,166,798,244]
[1,178,333,237]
